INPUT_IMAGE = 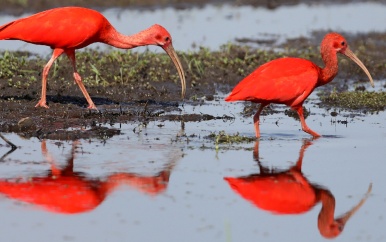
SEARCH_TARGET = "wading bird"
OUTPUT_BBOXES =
[224,140,372,239]
[0,140,179,214]
[225,33,374,137]
[0,7,186,109]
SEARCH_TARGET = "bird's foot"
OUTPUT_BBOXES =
[303,128,321,138]
[35,100,49,109]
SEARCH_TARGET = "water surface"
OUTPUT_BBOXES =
[0,93,384,242]
[0,2,385,54]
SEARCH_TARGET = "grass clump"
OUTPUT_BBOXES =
[206,131,256,150]
[318,89,386,112]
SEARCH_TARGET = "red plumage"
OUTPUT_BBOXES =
[226,58,320,107]
[0,7,108,49]
[0,7,186,109]
[225,33,374,138]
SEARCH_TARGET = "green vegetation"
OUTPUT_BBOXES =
[0,51,42,89]
[206,131,256,150]
[0,45,284,99]
[3,0,27,7]
[318,89,386,112]
[0,35,384,111]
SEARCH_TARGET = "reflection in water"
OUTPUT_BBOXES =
[225,140,372,239]
[0,140,180,214]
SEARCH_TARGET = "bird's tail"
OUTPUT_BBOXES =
[224,93,233,102]
[224,89,244,102]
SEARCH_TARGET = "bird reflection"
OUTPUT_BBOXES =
[224,140,372,239]
[0,140,180,214]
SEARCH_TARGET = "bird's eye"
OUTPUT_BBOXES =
[165,37,170,42]
[341,41,345,46]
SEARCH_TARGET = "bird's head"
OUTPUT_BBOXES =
[323,32,349,54]
[319,220,344,239]
[149,24,173,48]
[318,183,372,239]
[141,24,174,49]
[322,32,374,87]
[143,24,186,98]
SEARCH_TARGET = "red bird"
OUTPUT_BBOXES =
[0,140,178,214]
[0,7,186,109]
[225,33,374,137]
[225,140,372,238]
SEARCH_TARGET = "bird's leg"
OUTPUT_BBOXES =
[295,106,321,138]
[65,50,97,110]
[41,140,61,177]
[35,49,64,108]
[252,140,260,161]
[253,140,267,174]
[61,140,79,176]
[253,103,268,138]
[291,139,312,173]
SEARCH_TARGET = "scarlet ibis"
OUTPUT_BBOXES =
[0,7,186,109]
[224,140,372,238]
[225,33,374,137]
[0,140,177,214]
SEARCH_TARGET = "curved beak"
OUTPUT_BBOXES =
[343,47,374,87]
[163,44,186,99]
[336,183,372,227]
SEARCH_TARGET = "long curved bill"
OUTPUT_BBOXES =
[163,44,186,99]
[335,183,372,227]
[344,47,374,87]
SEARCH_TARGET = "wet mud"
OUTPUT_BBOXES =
[0,3,385,141]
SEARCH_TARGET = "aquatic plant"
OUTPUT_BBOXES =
[318,90,386,112]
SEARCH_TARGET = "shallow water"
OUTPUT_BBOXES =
[1,2,386,54]
[0,89,385,241]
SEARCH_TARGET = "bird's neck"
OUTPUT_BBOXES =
[101,27,156,49]
[318,48,339,86]
[317,189,337,235]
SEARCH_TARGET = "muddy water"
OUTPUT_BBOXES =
[0,1,385,242]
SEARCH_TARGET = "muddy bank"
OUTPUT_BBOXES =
[0,31,385,140]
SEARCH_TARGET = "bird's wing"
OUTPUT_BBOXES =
[0,7,106,49]
[0,178,103,214]
[225,176,317,214]
[225,58,320,107]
